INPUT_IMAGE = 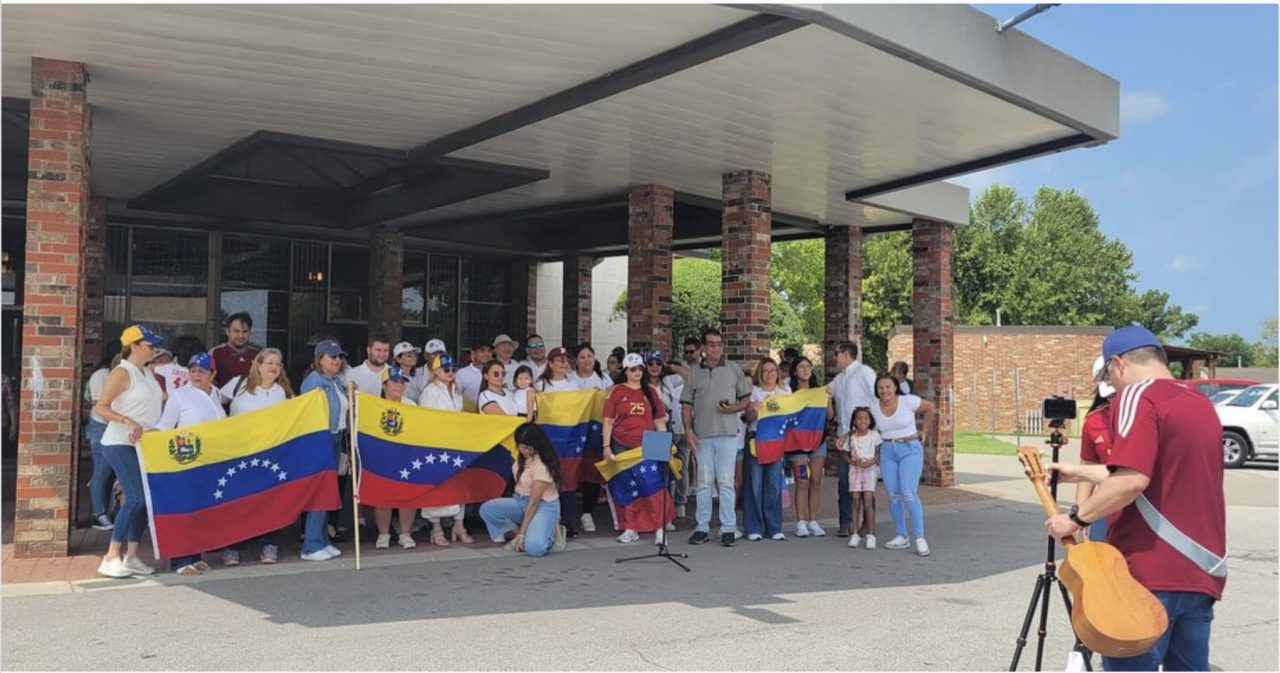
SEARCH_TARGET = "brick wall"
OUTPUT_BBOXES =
[720,170,771,363]
[509,258,538,339]
[889,326,1110,434]
[911,219,954,487]
[16,58,92,557]
[626,184,673,356]
[562,254,592,348]
[366,226,404,343]
[824,226,863,373]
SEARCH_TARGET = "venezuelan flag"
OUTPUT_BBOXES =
[753,388,830,464]
[595,447,682,532]
[535,389,605,491]
[356,393,524,508]
[138,390,339,559]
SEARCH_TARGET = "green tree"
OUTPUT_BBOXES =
[1133,289,1200,341]
[860,231,913,372]
[954,185,1024,325]
[1257,317,1278,367]
[1187,332,1257,367]
[770,239,825,345]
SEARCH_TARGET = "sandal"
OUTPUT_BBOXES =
[175,564,202,576]
[430,525,449,547]
[451,522,474,544]
[193,561,211,572]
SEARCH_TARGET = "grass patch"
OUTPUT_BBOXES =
[954,432,1019,455]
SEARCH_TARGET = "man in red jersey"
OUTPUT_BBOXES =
[210,313,260,389]
[1048,326,1226,671]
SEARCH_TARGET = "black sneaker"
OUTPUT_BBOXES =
[721,532,737,547]
[91,514,114,531]
[688,531,710,545]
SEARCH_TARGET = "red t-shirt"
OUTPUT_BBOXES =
[1106,378,1226,600]
[210,343,260,389]
[1079,406,1113,463]
[603,384,665,450]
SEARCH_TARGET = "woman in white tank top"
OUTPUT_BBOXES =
[92,325,166,579]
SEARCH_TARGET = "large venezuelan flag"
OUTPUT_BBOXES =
[356,393,525,508]
[535,389,605,491]
[138,390,339,559]
[595,447,682,532]
[753,388,830,464]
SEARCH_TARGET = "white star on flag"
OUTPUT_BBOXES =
[228,467,237,476]
[278,472,287,481]
[250,458,260,467]
[218,477,227,487]
[270,463,279,472]
[239,461,248,470]
[213,490,223,499]
[400,468,410,479]
[629,480,638,487]
[452,456,464,468]
[424,454,436,465]
[412,459,423,470]
[439,451,451,463]
[632,490,639,497]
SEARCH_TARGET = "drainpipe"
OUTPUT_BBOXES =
[997,4,1061,33]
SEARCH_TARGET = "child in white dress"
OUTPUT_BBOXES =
[841,407,881,550]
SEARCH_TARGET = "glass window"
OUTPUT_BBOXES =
[328,245,369,322]
[127,227,208,342]
[461,302,508,352]
[221,235,290,351]
[428,254,459,348]
[462,257,510,304]
[1228,386,1270,408]
[403,253,427,326]
[102,226,129,348]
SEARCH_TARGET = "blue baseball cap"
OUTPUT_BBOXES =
[1096,326,1162,381]
[645,349,665,364]
[431,354,457,370]
[314,339,346,358]
[120,324,164,346]
[381,365,408,384]
[187,352,215,372]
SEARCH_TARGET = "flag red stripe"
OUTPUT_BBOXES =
[756,429,825,464]
[608,488,675,532]
[152,471,338,558]
[579,449,605,486]
[358,468,509,509]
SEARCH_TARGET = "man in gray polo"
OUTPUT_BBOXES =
[681,328,752,547]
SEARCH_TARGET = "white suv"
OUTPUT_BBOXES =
[1217,384,1279,468]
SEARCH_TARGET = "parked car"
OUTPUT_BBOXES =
[1217,384,1279,468]
[1190,378,1259,399]
[1209,389,1244,406]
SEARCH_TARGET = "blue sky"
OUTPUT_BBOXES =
[964,4,1278,341]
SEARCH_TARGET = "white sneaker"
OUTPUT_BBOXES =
[915,537,931,557]
[808,521,826,537]
[770,532,786,541]
[96,556,131,579]
[123,556,155,576]
[580,514,597,533]
[654,529,666,546]
[375,534,391,549]
[736,527,744,540]
[301,549,334,562]
[848,534,861,549]
[617,529,640,544]
[324,544,342,557]
[884,535,910,550]
[664,522,676,531]
[676,505,687,518]
[746,533,763,541]
[796,521,810,538]
[398,534,416,549]
[865,534,877,550]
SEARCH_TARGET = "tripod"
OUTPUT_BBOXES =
[1009,429,1092,672]
[616,459,690,572]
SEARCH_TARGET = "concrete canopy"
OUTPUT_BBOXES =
[1,4,1118,253]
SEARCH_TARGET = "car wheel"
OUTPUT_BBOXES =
[1223,431,1250,468]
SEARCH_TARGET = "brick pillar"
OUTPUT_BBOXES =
[367,226,404,343]
[562,254,593,348]
[627,184,674,356]
[81,198,107,385]
[509,258,538,338]
[824,226,864,374]
[16,58,91,557]
[721,170,771,363]
[912,218,955,487]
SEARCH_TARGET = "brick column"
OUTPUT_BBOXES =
[509,258,538,338]
[562,254,593,348]
[16,58,91,557]
[912,218,955,487]
[627,184,674,356]
[367,226,404,342]
[824,226,864,374]
[721,170,771,363]
[81,198,107,385]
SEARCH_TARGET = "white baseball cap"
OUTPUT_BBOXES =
[1091,356,1115,398]
[393,342,421,358]
[622,352,644,369]
[424,338,447,354]
[492,334,519,348]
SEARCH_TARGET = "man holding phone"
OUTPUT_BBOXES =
[681,328,752,547]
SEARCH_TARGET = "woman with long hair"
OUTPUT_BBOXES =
[742,357,789,542]
[297,340,348,562]
[869,373,936,557]
[392,342,427,404]
[479,423,567,557]
[418,354,474,545]
[569,343,610,391]
[606,347,625,384]
[373,366,420,550]
[93,325,166,578]
[1077,356,1117,542]
[477,360,520,416]
[787,356,827,538]
[534,347,576,392]
[603,353,669,544]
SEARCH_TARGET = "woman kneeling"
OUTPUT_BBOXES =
[480,424,566,557]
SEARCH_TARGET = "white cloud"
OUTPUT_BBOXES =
[1121,90,1172,125]
[1191,304,1211,315]
[949,165,1019,200]
[1168,254,1203,272]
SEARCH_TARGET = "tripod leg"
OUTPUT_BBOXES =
[1034,573,1053,671]
[1056,578,1093,671]
[1009,575,1046,671]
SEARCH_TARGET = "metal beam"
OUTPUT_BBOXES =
[399,193,627,233]
[349,158,550,226]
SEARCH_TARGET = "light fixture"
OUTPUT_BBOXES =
[307,271,324,283]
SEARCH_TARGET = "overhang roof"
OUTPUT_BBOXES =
[1,4,1119,253]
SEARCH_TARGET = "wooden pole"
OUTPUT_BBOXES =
[347,381,361,571]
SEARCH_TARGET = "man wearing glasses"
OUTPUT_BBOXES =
[520,334,550,382]
[681,328,751,547]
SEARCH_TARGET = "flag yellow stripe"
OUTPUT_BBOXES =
[594,446,683,482]
[356,392,523,454]
[534,389,604,426]
[757,388,829,419]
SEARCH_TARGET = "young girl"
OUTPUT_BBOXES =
[512,365,537,422]
[842,407,881,550]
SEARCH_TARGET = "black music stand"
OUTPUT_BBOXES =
[616,431,690,572]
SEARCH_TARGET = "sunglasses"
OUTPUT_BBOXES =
[488,370,505,377]
[528,342,546,349]
[438,367,456,374]
[261,360,283,367]
[704,341,724,348]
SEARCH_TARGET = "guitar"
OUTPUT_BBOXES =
[1016,447,1168,658]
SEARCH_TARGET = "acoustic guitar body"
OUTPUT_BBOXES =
[1059,540,1169,658]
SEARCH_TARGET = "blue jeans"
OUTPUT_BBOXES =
[101,444,147,544]
[880,439,925,538]
[480,493,561,557]
[1103,591,1214,671]
[301,510,330,555]
[694,435,738,533]
[84,420,113,518]
[743,450,783,536]
[170,555,201,571]
[837,449,852,527]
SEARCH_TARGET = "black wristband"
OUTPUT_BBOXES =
[1068,505,1090,528]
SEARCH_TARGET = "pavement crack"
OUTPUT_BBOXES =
[628,643,672,671]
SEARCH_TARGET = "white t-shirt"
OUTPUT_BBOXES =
[660,374,684,434]
[520,358,549,382]
[346,361,387,397]
[153,363,190,394]
[513,386,535,417]
[457,364,485,402]
[221,377,290,416]
[156,385,226,430]
[870,394,922,440]
[831,361,877,435]
[389,396,417,407]
[478,388,520,416]
[534,378,577,393]
[419,381,465,412]
[86,367,110,423]
[748,384,792,432]
[569,370,610,391]
[404,368,430,405]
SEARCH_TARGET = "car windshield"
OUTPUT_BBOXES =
[1210,391,1239,404]
[1227,386,1271,408]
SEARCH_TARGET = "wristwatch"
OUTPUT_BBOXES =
[1067,504,1091,528]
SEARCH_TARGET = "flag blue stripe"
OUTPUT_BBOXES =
[358,433,510,485]
[147,430,335,515]
[606,460,667,509]
[755,406,828,441]
[540,420,603,459]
